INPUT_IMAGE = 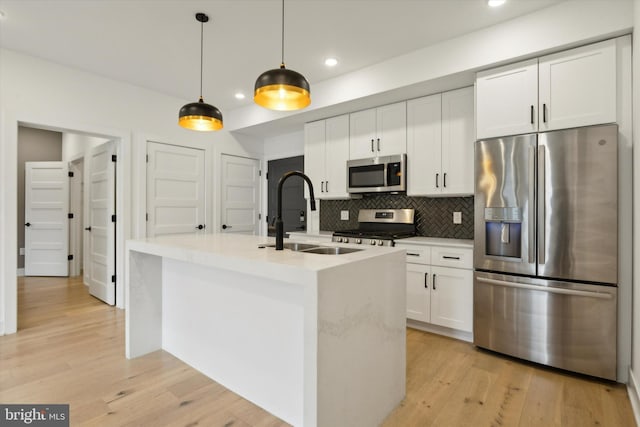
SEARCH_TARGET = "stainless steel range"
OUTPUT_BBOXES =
[332,209,415,247]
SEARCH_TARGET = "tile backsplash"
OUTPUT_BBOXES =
[320,194,474,239]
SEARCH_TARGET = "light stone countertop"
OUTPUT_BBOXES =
[395,236,474,248]
[127,232,403,285]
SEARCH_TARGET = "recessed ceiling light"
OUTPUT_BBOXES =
[235,92,246,100]
[487,0,506,7]
[324,58,338,67]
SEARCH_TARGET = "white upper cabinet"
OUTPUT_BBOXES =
[476,59,538,139]
[538,39,616,131]
[407,87,474,197]
[476,39,617,139]
[349,102,406,159]
[304,115,350,200]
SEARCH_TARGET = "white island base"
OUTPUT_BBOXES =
[126,234,406,427]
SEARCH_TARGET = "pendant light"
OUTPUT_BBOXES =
[254,0,311,111]
[179,13,223,131]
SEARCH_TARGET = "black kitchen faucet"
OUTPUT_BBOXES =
[276,171,316,250]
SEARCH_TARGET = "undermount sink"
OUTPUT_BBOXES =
[299,246,363,255]
[258,243,364,255]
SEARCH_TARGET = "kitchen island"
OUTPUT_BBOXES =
[125,233,406,427]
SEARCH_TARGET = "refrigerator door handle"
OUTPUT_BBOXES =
[528,145,536,264]
[476,277,613,300]
[538,145,546,265]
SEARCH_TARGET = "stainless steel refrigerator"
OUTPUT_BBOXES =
[473,124,618,380]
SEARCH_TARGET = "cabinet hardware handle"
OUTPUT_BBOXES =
[377,138,380,152]
[407,252,420,257]
[424,272,428,289]
[530,105,534,124]
[371,139,375,152]
[435,173,439,188]
[543,103,547,123]
[443,173,447,188]
[321,181,324,192]
[443,256,460,260]
[325,181,328,192]
[433,274,437,290]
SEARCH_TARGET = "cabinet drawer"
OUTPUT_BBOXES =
[430,246,473,269]
[398,245,431,264]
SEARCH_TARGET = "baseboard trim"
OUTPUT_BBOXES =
[407,319,473,343]
[16,268,24,277]
[627,368,640,425]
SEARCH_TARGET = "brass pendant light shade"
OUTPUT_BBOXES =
[179,13,223,131]
[254,0,310,111]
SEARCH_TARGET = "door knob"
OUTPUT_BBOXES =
[222,224,232,230]
[25,222,31,227]
[84,226,92,231]
[195,224,205,230]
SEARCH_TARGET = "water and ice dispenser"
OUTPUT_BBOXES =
[484,207,522,259]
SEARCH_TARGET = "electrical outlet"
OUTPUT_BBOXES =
[453,212,462,224]
[340,210,349,221]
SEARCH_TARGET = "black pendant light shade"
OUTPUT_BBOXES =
[179,13,223,131]
[254,0,311,111]
[254,64,311,111]
[179,97,223,131]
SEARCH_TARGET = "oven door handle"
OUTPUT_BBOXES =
[476,277,613,300]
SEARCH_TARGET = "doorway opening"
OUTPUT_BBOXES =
[266,156,306,237]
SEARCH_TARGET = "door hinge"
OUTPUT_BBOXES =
[266,215,269,223]
[111,275,116,283]
[146,154,149,163]
[111,214,116,223]
[68,254,74,261]
[68,171,74,178]
[266,172,269,179]
[111,154,117,162]
[68,213,74,219]
[259,170,262,177]
[258,213,262,220]
[146,213,149,222]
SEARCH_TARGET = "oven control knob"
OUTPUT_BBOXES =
[343,238,349,243]
[377,240,384,246]
[338,237,344,243]
[355,239,362,244]
[370,240,376,246]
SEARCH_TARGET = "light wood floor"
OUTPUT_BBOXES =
[0,276,635,427]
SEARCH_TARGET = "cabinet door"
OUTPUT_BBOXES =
[430,266,472,332]
[323,115,350,199]
[406,263,431,322]
[441,86,474,196]
[349,108,377,160]
[303,120,326,199]
[406,94,442,196]
[376,102,407,156]
[476,59,538,139]
[539,39,616,132]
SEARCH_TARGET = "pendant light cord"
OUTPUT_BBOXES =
[281,0,285,66]
[200,17,204,99]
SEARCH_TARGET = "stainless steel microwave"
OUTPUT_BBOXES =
[347,154,406,194]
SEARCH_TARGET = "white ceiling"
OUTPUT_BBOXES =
[0,0,566,115]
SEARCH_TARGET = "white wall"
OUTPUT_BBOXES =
[629,0,640,421]
[0,48,260,334]
[62,132,110,161]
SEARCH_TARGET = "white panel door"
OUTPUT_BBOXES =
[407,93,441,196]
[430,266,473,332]
[441,86,475,196]
[406,263,430,323]
[220,154,260,234]
[476,58,538,139]
[87,141,115,305]
[147,142,206,237]
[538,39,616,132]
[24,162,69,276]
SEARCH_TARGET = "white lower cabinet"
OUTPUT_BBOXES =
[397,241,473,338]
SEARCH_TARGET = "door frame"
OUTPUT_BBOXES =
[1,112,130,334]
[68,154,84,277]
